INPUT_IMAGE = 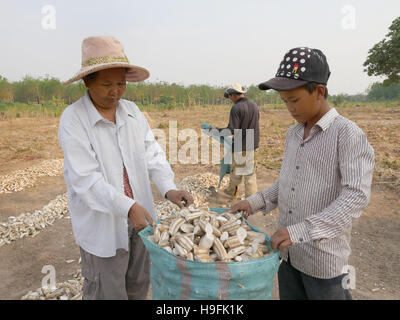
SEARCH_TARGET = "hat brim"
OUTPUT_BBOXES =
[258,77,308,91]
[224,88,246,98]
[62,63,150,86]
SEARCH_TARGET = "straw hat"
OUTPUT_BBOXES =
[224,83,247,98]
[63,36,150,85]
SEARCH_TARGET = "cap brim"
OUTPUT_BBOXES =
[258,77,308,91]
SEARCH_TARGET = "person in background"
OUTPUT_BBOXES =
[59,36,193,300]
[206,83,260,199]
[231,47,374,300]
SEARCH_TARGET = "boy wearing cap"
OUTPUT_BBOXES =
[231,48,374,300]
[206,83,260,199]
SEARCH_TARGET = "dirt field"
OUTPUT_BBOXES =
[0,104,399,300]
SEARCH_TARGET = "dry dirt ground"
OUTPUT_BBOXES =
[0,105,399,300]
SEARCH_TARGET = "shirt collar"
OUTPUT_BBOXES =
[115,102,135,128]
[294,107,339,131]
[315,108,339,131]
[84,91,135,128]
[293,107,339,139]
[235,97,247,104]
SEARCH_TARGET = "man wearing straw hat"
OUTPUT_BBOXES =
[205,83,260,199]
[59,36,193,300]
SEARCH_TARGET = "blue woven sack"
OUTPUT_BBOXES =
[138,208,280,300]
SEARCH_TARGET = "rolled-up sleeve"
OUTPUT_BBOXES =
[59,123,135,218]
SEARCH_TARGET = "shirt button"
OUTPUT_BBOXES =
[300,143,305,147]
[291,187,295,191]
[289,210,293,214]
[299,238,304,242]
[296,166,300,169]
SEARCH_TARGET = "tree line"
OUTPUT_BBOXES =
[0,75,286,107]
[0,75,399,109]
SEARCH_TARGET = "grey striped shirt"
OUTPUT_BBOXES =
[247,108,375,279]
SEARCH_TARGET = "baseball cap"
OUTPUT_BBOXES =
[258,47,331,91]
[224,83,247,98]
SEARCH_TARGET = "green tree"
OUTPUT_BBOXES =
[332,94,345,107]
[367,82,400,101]
[62,83,86,104]
[39,76,63,101]
[363,16,400,86]
[13,76,41,103]
[0,76,14,101]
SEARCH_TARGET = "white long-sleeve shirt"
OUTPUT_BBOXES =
[58,92,176,257]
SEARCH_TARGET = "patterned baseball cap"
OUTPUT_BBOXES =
[258,47,331,91]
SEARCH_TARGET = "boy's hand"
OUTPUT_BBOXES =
[270,228,292,252]
[229,200,252,219]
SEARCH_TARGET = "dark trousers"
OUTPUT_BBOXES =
[278,256,352,300]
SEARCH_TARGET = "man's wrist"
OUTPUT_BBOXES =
[165,189,177,200]
[246,192,265,213]
[159,181,177,199]
[128,202,138,217]
[115,194,135,219]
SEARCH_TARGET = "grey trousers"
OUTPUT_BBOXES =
[79,225,150,300]
[278,255,352,300]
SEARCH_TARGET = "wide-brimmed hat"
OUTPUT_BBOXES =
[258,47,331,91]
[224,83,247,98]
[63,36,150,85]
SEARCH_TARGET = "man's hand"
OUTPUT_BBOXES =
[270,228,292,252]
[229,200,252,219]
[128,203,154,232]
[166,190,194,209]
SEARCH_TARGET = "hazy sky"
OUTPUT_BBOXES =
[0,0,399,95]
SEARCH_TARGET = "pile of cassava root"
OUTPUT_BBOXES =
[0,159,63,194]
[149,205,270,262]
